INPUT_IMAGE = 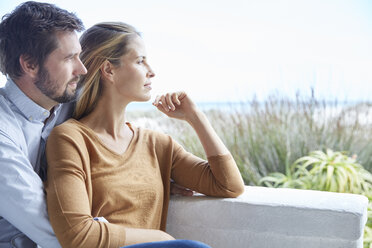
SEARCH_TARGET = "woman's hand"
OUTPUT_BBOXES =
[152,91,199,122]
[170,181,194,196]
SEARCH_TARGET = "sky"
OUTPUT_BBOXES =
[0,0,372,102]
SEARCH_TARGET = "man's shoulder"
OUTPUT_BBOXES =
[0,89,14,114]
[0,94,22,142]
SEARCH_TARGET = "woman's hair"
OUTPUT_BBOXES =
[0,1,84,80]
[74,22,140,119]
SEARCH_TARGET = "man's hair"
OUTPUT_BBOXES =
[0,1,84,80]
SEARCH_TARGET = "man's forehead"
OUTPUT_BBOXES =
[53,31,81,56]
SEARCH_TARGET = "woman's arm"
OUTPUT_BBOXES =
[153,92,228,157]
[124,228,174,245]
[153,92,245,197]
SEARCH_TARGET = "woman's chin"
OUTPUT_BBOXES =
[144,94,152,101]
[134,95,152,102]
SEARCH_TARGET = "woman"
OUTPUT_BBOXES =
[45,22,244,248]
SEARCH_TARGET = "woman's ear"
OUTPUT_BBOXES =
[100,60,115,83]
[19,55,38,78]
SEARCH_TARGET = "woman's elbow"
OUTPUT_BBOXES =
[219,181,245,198]
[228,183,245,198]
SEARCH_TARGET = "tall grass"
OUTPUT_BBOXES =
[127,94,372,185]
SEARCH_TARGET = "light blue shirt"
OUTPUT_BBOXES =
[0,79,73,248]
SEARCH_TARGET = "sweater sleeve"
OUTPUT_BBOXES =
[45,124,126,248]
[169,137,244,197]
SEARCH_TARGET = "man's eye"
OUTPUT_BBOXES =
[66,55,75,61]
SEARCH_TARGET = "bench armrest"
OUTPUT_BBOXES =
[166,186,368,248]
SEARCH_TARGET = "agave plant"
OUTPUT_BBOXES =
[258,164,311,189]
[292,149,372,194]
[260,149,372,192]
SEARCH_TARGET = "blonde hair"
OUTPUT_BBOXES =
[74,22,139,119]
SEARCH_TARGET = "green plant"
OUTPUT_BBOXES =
[259,149,372,192]
[258,154,312,189]
[294,150,372,193]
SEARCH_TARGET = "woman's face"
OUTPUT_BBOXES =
[112,35,155,102]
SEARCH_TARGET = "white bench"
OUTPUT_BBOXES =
[166,186,368,248]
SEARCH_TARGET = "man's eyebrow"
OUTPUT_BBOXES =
[64,52,80,59]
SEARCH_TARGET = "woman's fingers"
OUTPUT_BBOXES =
[158,95,169,112]
[170,182,194,196]
[172,93,181,106]
[165,93,175,111]
[153,92,183,112]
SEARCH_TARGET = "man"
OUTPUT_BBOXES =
[0,2,86,247]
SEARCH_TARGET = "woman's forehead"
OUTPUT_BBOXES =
[125,36,146,57]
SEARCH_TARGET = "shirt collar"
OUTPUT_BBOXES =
[4,78,62,122]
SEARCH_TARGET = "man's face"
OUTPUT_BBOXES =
[35,31,87,103]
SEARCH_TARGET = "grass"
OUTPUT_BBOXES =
[128,94,372,185]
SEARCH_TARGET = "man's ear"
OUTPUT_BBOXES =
[19,55,38,78]
[100,60,115,83]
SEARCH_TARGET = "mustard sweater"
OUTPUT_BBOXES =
[45,119,243,248]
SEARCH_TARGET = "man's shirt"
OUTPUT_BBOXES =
[0,78,73,248]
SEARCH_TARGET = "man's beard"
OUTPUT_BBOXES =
[35,66,79,103]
